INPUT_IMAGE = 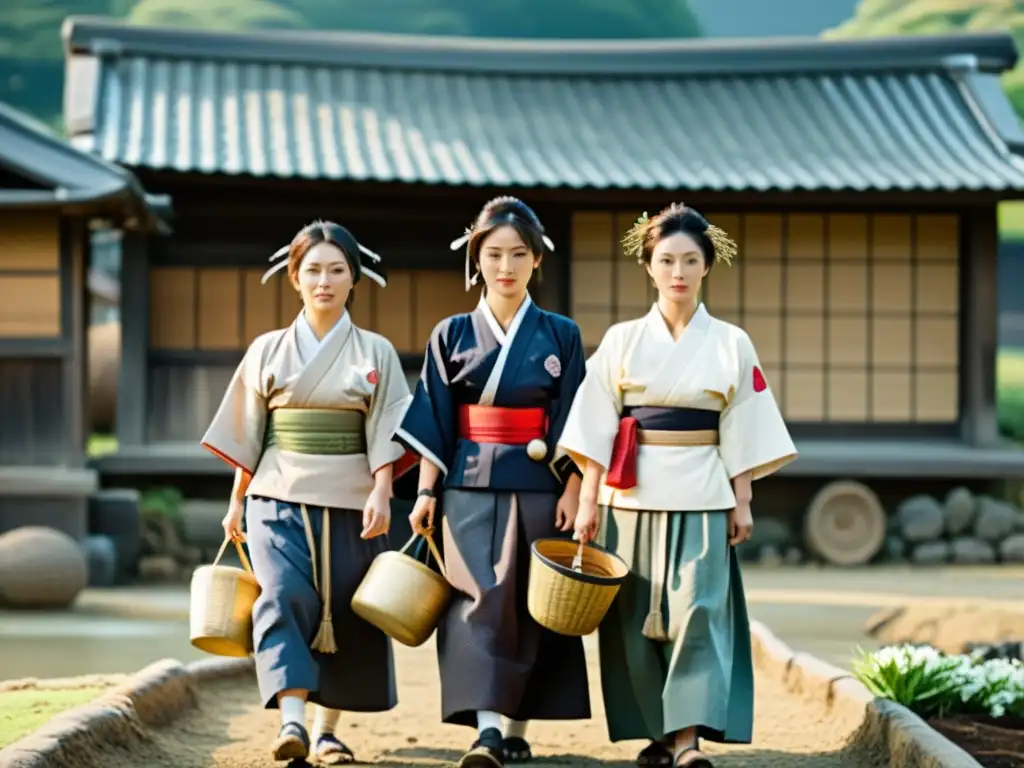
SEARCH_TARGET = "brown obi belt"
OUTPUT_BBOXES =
[605,406,720,490]
[457,404,550,461]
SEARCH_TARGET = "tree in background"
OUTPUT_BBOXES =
[133,0,703,39]
[824,0,1024,118]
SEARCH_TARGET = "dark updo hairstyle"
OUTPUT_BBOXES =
[466,196,550,273]
[622,203,737,272]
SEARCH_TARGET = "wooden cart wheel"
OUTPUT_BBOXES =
[803,480,886,566]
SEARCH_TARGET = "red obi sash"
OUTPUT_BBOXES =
[606,417,641,490]
[458,405,547,444]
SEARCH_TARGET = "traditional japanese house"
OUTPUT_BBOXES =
[0,98,167,539]
[62,17,1024,563]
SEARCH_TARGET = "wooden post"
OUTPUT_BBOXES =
[959,206,1000,446]
[116,231,150,448]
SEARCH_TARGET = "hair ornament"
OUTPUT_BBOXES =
[621,211,651,265]
[260,239,388,287]
[705,225,737,266]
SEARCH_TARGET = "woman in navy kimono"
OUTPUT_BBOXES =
[396,196,591,768]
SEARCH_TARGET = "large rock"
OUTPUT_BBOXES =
[0,526,89,608]
[950,536,996,565]
[897,495,945,542]
[999,533,1024,563]
[884,535,906,562]
[910,540,951,565]
[943,487,976,536]
[973,497,1018,543]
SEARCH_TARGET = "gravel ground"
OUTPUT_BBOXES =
[92,640,884,768]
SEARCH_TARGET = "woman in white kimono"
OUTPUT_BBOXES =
[201,220,413,764]
[397,196,591,768]
[557,204,797,768]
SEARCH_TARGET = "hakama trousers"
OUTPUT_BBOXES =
[597,507,754,745]
[438,489,591,728]
[245,496,397,712]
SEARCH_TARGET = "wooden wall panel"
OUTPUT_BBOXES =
[0,213,59,271]
[196,268,242,350]
[149,267,196,349]
[0,275,60,337]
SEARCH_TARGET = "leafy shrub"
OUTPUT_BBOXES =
[853,644,1024,720]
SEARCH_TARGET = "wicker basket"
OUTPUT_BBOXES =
[351,528,450,647]
[527,538,629,636]
[189,536,261,657]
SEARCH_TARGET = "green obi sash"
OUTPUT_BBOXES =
[264,408,367,455]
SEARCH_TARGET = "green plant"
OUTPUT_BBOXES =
[854,644,1024,720]
[852,645,966,718]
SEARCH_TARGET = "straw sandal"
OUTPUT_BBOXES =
[502,736,532,763]
[672,744,713,768]
[456,727,505,768]
[637,741,673,767]
[271,722,311,762]
[314,733,355,765]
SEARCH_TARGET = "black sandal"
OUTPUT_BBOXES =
[672,745,713,768]
[456,727,505,768]
[271,721,311,762]
[314,733,355,765]
[502,736,532,763]
[637,741,672,767]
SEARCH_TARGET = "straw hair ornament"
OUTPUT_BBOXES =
[621,205,738,267]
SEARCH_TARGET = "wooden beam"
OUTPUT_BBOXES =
[60,218,86,466]
[116,231,149,447]
[959,207,1000,446]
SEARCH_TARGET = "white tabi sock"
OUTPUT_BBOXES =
[477,710,503,737]
[279,696,306,728]
[312,707,342,742]
[504,718,528,740]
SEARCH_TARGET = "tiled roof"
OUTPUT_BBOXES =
[0,98,169,228]
[62,17,1024,192]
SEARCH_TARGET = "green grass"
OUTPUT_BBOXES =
[998,347,1024,442]
[0,687,104,747]
[86,433,118,458]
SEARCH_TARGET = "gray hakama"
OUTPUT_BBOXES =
[597,506,754,745]
[245,495,397,712]
[437,489,591,728]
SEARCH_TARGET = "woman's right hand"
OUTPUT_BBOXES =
[574,495,600,545]
[222,500,245,542]
[409,494,437,534]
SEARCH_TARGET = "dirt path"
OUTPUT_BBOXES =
[96,639,882,768]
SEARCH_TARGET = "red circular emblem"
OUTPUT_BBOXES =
[366,369,379,385]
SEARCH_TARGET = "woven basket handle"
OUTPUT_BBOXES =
[400,528,448,579]
[212,536,255,575]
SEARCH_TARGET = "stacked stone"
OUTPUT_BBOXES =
[889,487,1024,565]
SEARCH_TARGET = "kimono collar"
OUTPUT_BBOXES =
[295,310,351,363]
[644,302,710,344]
[477,292,533,345]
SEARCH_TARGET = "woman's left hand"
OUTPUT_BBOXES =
[361,488,392,539]
[555,487,579,532]
[728,501,753,547]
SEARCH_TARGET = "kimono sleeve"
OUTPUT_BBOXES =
[364,339,413,475]
[545,320,587,484]
[200,340,268,474]
[394,321,456,477]
[554,325,623,473]
[718,331,798,480]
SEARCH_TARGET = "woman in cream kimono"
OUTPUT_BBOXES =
[557,204,797,768]
[201,220,413,764]
[398,197,591,768]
